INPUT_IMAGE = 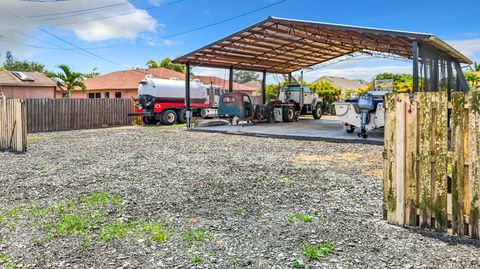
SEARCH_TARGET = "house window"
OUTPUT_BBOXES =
[115,92,122,98]
[105,92,110,98]
[88,93,101,99]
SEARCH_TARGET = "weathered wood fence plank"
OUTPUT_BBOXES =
[0,96,27,152]
[25,98,134,133]
[385,91,480,239]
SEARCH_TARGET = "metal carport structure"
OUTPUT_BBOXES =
[173,16,472,128]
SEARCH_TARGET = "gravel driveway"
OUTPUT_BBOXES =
[0,126,479,269]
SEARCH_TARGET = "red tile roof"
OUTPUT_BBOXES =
[84,68,257,94]
[84,68,185,90]
[193,75,256,92]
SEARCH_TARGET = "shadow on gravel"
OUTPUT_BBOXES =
[407,227,480,248]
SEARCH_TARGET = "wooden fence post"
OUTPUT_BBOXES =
[451,92,465,236]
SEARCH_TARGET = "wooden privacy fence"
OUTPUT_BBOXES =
[0,95,27,152]
[26,98,135,133]
[384,91,480,238]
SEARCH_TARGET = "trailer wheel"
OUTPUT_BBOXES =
[142,116,157,125]
[312,102,322,119]
[176,109,187,124]
[160,109,177,125]
[282,106,295,122]
[345,124,355,133]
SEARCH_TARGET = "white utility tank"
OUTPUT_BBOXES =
[138,75,208,104]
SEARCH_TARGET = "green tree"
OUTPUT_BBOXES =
[310,79,341,113]
[3,51,45,73]
[51,65,86,98]
[465,72,479,89]
[146,58,185,73]
[233,70,259,84]
[373,73,413,93]
[84,67,100,79]
[469,62,480,72]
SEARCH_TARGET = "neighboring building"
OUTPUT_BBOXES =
[58,68,186,99]
[193,76,257,96]
[0,71,57,99]
[242,80,262,96]
[314,76,366,93]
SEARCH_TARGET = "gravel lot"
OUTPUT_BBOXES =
[1,126,480,269]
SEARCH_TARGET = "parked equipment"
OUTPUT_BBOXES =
[218,92,297,124]
[334,80,392,138]
[279,83,323,119]
[129,76,223,125]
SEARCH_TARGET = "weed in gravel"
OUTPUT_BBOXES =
[182,229,209,245]
[80,192,122,207]
[140,223,168,243]
[27,136,43,142]
[279,176,294,185]
[82,237,90,249]
[290,259,305,268]
[287,212,313,223]
[231,256,238,266]
[336,146,346,153]
[3,208,21,218]
[188,253,202,263]
[0,253,6,264]
[57,214,88,235]
[99,221,128,242]
[302,242,333,261]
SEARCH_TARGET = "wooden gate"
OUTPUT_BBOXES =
[384,92,480,238]
[0,94,27,152]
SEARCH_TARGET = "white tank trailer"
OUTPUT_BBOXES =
[133,75,220,125]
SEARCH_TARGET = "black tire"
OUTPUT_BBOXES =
[176,109,187,124]
[160,109,177,125]
[142,116,157,125]
[312,102,322,119]
[345,124,355,133]
[282,106,295,122]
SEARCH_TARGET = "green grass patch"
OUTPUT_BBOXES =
[302,242,333,261]
[80,192,122,207]
[287,212,314,223]
[27,136,43,142]
[99,221,129,242]
[182,229,209,245]
[141,223,168,243]
[57,213,88,235]
[279,176,294,184]
[189,254,202,263]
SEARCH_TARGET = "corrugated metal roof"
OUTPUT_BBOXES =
[173,17,471,73]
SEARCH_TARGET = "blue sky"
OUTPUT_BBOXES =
[1,0,479,83]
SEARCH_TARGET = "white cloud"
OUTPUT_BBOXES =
[143,35,177,47]
[445,38,480,60]
[72,9,157,42]
[0,0,159,55]
[303,65,412,82]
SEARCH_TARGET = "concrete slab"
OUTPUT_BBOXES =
[193,116,384,145]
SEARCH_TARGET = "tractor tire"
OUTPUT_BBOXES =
[176,109,187,124]
[312,102,323,119]
[142,116,157,125]
[282,106,295,122]
[160,109,177,125]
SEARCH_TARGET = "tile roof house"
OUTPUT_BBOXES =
[59,68,186,99]
[314,76,366,93]
[0,71,57,98]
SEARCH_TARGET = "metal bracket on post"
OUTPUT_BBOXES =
[412,40,419,93]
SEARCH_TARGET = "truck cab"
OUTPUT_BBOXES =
[279,84,323,119]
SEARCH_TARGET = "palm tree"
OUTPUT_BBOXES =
[469,62,480,72]
[51,65,86,98]
[146,58,185,73]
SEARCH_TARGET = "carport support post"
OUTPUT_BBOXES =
[262,70,267,104]
[288,73,292,84]
[185,62,191,129]
[412,40,419,93]
[229,66,234,92]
